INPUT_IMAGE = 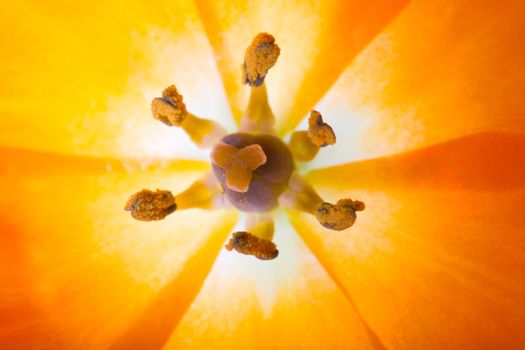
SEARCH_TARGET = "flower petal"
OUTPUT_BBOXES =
[288,187,525,349]
[0,147,237,348]
[111,213,236,349]
[0,1,232,158]
[195,0,409,134]
[310,0,525,167]
[307,132,525,192]
[288,135,525,348]
[163,216,382,349]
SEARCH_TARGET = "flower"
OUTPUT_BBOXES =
[1,1,525,349]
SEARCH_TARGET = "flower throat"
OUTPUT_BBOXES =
[125,33,365,260]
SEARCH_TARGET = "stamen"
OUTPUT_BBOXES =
[175,172,226,210]
[288,131,320,162]
[288,111,335,162]
[225,231,279,260]
[211,142,267,193]
[124,189,176,221]
[246,212,275,241]
[151,85,187,126]
[127,33,365,261]
[181,113,227,149]
[315,199,365,231]
[280,174,365,231]
[307,110,336,147]
[242,33,280,87]
[152,86,226,148]
[239,84,276,134]
[279,173,324,213]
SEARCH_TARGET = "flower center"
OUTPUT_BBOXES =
[124,32,365,261]
[211,133,294,212]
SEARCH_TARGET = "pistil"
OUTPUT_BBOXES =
[210,142,267,193]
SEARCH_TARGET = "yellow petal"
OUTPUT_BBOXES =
[311,0,525,167]
[0,147,237,348]
[195,0,408,134]
[0,1,232,158]
[164,217,380,349]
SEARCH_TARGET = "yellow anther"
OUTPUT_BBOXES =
[243,32,280,87]
[225,231,279,260]
[124,189,176,221]
[151,85,187,126]
[315,198,365,231]
[211,142,267,193]
[288,131,320,162]
[307,110,336,147]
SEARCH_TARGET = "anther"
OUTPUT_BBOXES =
[124,189,176,221]
[280,174,365,231]
[151,85,187,126]
[152,85,226,148]
[225,231,279,260]
[307,110,336,147]
[315,199,365,231]
[211,142,267,193]
[242,33,280,87]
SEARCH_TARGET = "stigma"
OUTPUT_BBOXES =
[125,33,365,260]
[211,133,294,212]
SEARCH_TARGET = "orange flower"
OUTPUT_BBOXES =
[1,1,525,349]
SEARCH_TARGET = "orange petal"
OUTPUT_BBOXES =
[288,186,525,349]
[195,0,409,134]
[0,1,232,158]
[307,132,525,192]
[111,213,236,349]
[290,137,525,349]
[0,147,238,348]
[312,0,525,166]
[164,219,382,349]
